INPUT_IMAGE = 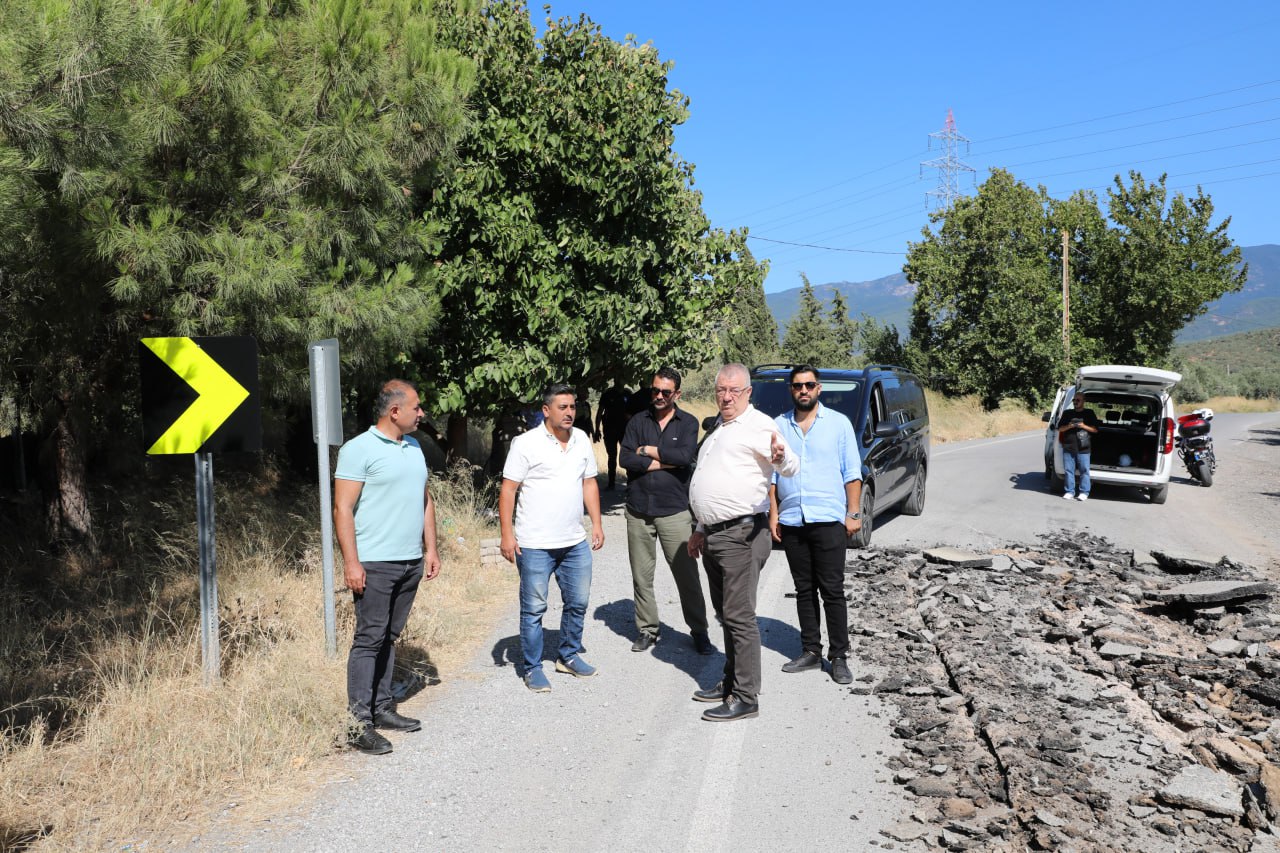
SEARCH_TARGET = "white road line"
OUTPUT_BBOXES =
[683,552,790,853]
[931,431,1038,457]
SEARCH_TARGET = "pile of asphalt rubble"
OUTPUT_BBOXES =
[842,533,1280,852]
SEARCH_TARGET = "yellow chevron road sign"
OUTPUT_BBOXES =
[139,336,261,455]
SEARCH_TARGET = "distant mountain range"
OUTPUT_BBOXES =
[765,244,1280,343]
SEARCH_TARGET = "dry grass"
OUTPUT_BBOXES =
[925,391,1045,443]
[0,462,512,851]
[1180,395,1279,414]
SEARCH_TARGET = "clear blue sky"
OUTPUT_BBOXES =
[540,1,1280,293]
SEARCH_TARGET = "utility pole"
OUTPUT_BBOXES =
[921,109,975,211]
[1062,230,1071,367]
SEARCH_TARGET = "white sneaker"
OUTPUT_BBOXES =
[1077,494,1089,502]
[1062,493,1076,501]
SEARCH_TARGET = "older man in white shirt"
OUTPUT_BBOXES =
[687,363,799,721]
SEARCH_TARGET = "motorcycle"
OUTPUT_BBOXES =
[1175,407,1216,486]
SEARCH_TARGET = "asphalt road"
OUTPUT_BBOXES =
[205,410,1280,851]
[873,411,1280,571]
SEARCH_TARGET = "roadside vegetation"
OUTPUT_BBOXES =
[1,0,1274,848]
[0,462,512,850]
[3,385,1275,849]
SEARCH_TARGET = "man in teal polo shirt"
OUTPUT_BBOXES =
[334,379,441,755]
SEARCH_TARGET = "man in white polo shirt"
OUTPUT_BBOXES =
[500,384,605,692]
[687,363,799,721]
[334,379,440,755]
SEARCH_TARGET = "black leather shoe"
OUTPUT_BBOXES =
[692,631,714,656]
[631,632,657,652]
[781,651,823,673]
[692,680,729,703]
[830,657,853,685]
[349,725,392,755]
[373,709,421,732]
[701,697,759,722]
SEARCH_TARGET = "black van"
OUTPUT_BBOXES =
[749,364,930,547]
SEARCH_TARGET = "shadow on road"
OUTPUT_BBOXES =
[1009,470,1055,493]
[1246,428,1280,447]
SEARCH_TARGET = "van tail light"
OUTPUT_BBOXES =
[1161,418,1175,454]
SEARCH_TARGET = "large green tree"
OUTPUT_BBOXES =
[0,0,473,545]
[1078,172,1246,365]
[418,1,760,456]
[903,169,1242,408]
[905,169,1062,407]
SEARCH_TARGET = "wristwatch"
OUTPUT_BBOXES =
[638,446,649,458]
[847,512,861,520]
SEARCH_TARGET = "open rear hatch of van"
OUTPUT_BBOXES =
[1076,365,1181,474]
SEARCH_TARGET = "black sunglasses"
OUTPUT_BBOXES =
[649,387,675,397]
[790,381,818,391]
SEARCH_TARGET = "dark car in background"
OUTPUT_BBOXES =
[749,364,930,547]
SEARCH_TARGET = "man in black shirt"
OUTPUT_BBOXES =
[619,367,712,655]
[1057,392,1099,501]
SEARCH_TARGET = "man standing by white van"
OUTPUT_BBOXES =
[1058,393,1099,501]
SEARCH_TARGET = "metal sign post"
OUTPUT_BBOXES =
[139,336,260,687]
[308,339,343,658]
[195,451,221,685]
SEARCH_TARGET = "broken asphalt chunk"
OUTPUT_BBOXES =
[1156,764,1244,817]
[923,547,994,569]
[1147,580,1272,607]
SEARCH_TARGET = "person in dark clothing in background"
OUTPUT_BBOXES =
[1058,392,1099,501]
[595,380,631,489]
[619,367,712,655]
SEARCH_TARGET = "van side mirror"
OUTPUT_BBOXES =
[1041,412,1051,422]
[873,421,899,438]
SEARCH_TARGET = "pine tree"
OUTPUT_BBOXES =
[0,0,474,546]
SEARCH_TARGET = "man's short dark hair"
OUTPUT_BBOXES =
[375,380,415,418]
[788,365,821,383]
[542,383,576,408]
[653,366,682,390]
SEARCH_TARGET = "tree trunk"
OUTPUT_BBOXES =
[446,413,469,464]
[40,393,95,552]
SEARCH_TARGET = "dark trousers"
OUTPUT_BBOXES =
[702,516,772,704]
[603,430,623,486]
[347,559,423,724]
[780,522,849,660]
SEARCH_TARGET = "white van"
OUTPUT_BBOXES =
[1041,365,1182,504]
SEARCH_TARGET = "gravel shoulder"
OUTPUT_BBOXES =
[195,494,912,851]
[190,412,1280,851]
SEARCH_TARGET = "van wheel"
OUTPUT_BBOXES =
[851,488,874,549]
[1149,485,1168,505]
[901,464,926,516]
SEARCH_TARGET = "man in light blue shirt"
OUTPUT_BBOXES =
[334,379,440,755]
[768,366,862,686]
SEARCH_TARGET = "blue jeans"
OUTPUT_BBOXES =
[1065,450,1091,496]
[516,540,592,673]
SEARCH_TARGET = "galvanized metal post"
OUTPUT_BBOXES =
[195,451,220,685]
[311,346,337,658]
[308,339,342,659]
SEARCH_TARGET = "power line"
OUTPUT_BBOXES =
[976,78,1280,143]
[725,151,930,222]
[1021,135,1280,181]
[748,235,907,255]
[993,115,1280,169]
[976,97,1280,159]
